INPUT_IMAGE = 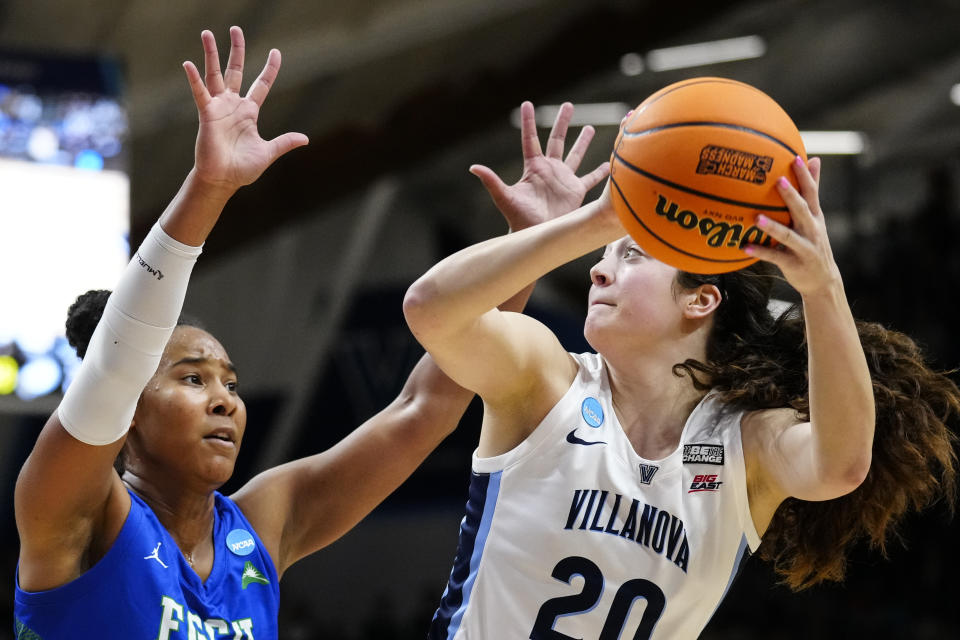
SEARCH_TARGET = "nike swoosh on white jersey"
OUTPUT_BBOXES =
[566,429,606,446]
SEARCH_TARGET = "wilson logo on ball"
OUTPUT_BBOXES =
[610,76,806,274]
[654,194,773,250]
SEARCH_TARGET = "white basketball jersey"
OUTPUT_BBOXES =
[430,352,761,640]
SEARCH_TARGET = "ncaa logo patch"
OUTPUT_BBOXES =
[581,397,604,428]
[226,529,256,557]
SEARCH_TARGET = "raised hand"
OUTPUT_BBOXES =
[471,101,610,232]
[182,27,308,192]
[745,156,843,297]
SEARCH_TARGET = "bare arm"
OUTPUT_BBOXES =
[403,102,617,405]
[403,199,620,403]
[15,27,306,592]
[744,157,874,529]
[234,102,611,573]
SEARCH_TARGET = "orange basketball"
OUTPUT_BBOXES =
[609,77,806,274]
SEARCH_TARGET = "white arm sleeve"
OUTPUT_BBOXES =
[57,223,203,445]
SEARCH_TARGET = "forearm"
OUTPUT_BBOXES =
[59,223,202,445]
[158,168,237,246]
[404,198,620,337]
[803,279,875,486]
[57,171,223,445]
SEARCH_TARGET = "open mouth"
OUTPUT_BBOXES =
[204,432,235,445]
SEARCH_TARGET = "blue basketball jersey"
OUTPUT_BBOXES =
[14,490,279,639]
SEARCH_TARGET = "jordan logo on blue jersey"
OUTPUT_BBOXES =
[144,542,168,569]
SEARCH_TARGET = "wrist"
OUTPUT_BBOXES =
[185,167,239,204]
[157,169,237,246]
[799,272,848,309]
[583,197,626,244]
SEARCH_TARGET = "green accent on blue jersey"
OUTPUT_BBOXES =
[241,562,270,589]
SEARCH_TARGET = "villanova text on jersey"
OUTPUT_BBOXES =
[564,489,690,572]
[429,352,761,639]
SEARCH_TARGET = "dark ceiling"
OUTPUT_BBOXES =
[4,0,959,263]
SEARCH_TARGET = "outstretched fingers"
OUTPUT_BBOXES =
[580,161,611,192]
[564,125,594,172]
[200,30,225,96]
[182,61,211,111]
[246,48,281,107]
[544,102,573,160]
[518,101,543,161]
[223,26,246,93]
[268,132,310,162]
[469,164,510,210]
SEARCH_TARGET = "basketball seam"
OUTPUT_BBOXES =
[622,121,801,156]
[609,175,757,265]
[635,77,766,112]
[611,153,790,213]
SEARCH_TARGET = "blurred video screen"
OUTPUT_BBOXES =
[0,49,129,402]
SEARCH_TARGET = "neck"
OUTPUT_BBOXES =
[122,472,216,557]
[602,348,707,459]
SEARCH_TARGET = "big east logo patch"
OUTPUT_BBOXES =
[688,474,723,493]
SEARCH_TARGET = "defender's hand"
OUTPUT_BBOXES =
[471,101,609,232]
[182,27,308,192]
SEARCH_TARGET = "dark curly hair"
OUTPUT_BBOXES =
[673,264,959,590]
[65,289,112,359]
[65,289,205,474]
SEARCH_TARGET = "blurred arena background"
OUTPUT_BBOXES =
[2,0,959,637]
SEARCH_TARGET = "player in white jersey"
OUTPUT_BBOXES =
[405,101,959,638]
[431,352,758,638]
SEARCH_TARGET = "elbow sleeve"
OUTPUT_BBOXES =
[58,223,202,445]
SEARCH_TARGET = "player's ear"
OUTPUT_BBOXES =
[684,284,722,320]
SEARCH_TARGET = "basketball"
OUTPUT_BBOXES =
[609,77,806,274]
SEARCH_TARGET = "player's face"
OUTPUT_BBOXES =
[127,326,247,488]
[584,236,684,353]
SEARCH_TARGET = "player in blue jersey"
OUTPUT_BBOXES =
[404,102,959,638]
[12,29,609,638]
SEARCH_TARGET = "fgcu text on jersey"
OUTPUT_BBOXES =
[682,443,724,465]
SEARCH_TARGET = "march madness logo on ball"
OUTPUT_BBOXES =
[696,144,773,185]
